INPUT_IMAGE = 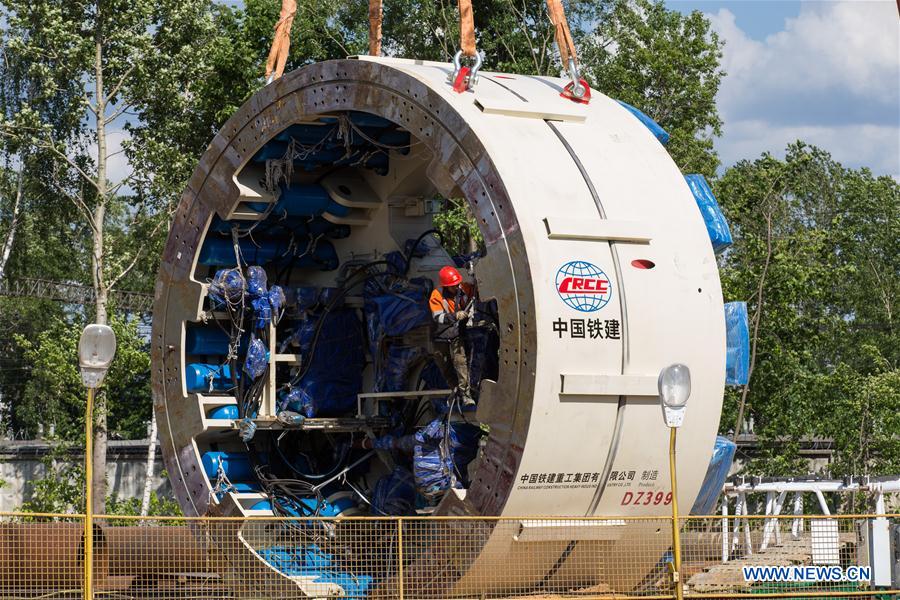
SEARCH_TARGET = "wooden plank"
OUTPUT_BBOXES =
[560,373,658,397]
[474,97,587,123]
[543,216,653,243]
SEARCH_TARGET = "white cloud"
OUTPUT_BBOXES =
[707,1,900,176]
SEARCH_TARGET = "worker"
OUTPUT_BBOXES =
[430,265,476,406]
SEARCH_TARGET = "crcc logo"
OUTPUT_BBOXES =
[556,261,612,313]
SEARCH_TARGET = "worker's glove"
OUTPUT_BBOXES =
[455,311,467,321]
[237,417,257,443]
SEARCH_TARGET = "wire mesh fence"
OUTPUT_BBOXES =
[1,512,898,599]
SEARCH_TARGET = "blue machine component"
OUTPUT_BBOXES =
[207,405,239,420]
[274,123,337,144]
[198,235,339,270]
[185,363,233,393]
[185,327,230,355]
[616,100,670,145]
[685,174,733,254]
[372,467,416,516]
[202,451,254,481]
[258,545,373,598]
[272,185,333,217]
[244,336,269,380]
[690,436,737,515]
[198,237,282,266]
[725,301,751,386]
[378,129,411,153]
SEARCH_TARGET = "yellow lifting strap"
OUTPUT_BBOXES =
[368,0,383,56]
[265,0,298,83]
[545,0,578,67]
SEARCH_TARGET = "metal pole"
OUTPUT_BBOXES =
[669,426,683,600]
[397,519,405,599]
[84,387,94,600]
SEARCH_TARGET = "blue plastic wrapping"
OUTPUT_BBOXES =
[185,363,233,393]
[372,467,416,516]
[244,336,268,380]
[208,268,245,305]
[291,286,320,312]
[378,345,427,392]
[418,360,451,415]
[725,301,751,386]
[269,285,286,319]
[246,266,268,298]
[685,174,733,254]
[690,436,737,515]
[413,419,481,500]
[280,385,315,418]
[384,250,407,274]
[616,100,670,145]
[282,309,364,416]
[251,296,273,329]
[365,288,432,338]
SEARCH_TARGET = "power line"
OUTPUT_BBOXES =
[0,277,153,313]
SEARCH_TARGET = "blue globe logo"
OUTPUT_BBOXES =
[556,261,612,312]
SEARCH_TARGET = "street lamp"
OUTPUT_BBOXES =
[78,324,116,600]
[658,363,691,600]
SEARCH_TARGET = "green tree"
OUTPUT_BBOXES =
[13,316,151,441]
[716,142,899,475]
[580,0,724,176]
[0,0,237,511]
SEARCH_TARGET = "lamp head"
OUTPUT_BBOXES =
[78,324,117,389]
[659,363,691,427]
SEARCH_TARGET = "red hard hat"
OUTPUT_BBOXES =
[439,266,462,287]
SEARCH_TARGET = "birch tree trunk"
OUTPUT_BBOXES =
[90,31,110,516]
[139,411,158,517]
[0,167,23,281]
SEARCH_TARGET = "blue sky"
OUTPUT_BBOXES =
[666,0,899,177]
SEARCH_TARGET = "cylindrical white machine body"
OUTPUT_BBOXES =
[152,57,726,596]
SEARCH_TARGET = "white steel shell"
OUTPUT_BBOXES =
[151,56,727,595]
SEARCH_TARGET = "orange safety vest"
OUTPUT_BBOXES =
[429,283,474,317]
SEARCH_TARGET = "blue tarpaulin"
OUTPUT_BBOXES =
[413,419,480,501]
[616,100,670,145]
[685,174,733,254]
[690,436,737,515]
[364,280,433,393]
[372,467,416,516]
[281,308,364,417]
[725,301,750,386]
